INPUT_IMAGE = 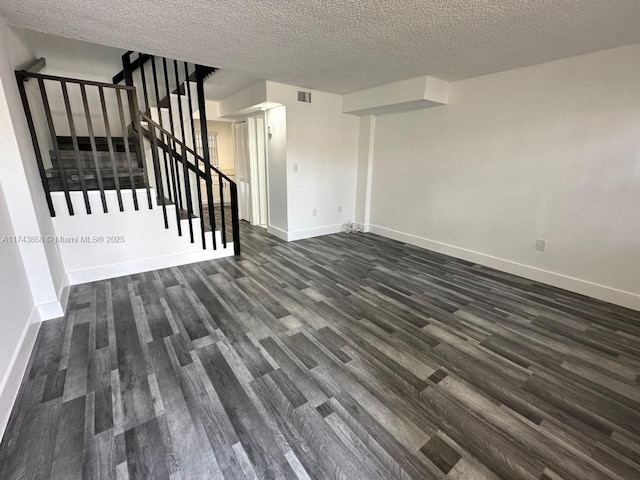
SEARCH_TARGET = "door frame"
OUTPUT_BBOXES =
[233,114,269,227]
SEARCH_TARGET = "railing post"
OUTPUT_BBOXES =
[15,71,56,217]
[230,182,241,256]
[184,63,206,249]
[196,64,217,248]
[122,53,144,170]
[130,91,153,210]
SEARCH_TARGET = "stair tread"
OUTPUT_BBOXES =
[46,167,144,173]
[52,150,131,158]
[56,136,137,153]
[156,197,213,229]
[47,179,147,191]
[45,170,144,180]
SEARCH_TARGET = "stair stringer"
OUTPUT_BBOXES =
[49,187,233,286]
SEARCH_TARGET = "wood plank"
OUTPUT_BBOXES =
[2,221,639,479]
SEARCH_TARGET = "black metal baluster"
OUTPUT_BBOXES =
[219,175,227,245]
[230,182,240,255]
[172,155,185,233]
[184,62,206,248]
[169,148,182,236]
[162,58,176,138]
[61,81,91,214]
[149,125,169,228]
[196,65,217,248]
[15,72,56,217]
[151,56,173,205]
[174,60,194,243]
[39,78,74,215]
[138,53,150,115]
[193,166,206,248]
[164,59,184,214]
[80,84,108,213]
[122,51,145,180]
[99,86,123,211]
[130,89,153,209]
[131,92,153,210]
[115,88,138,210]
[173,60,185,142]
[162,59,183,211]
[182,151,194,243]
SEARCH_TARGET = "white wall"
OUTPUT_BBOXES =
[0,20,66,318]
[203,81,360,240]
[368,44,640,309]
[50,190,233,285]
[0,20,57,440]
[15,28,125,82]
[15,28,128,138]
[267,82,360,240]
[266,105,288,236]
[0,178,40,439]
[197,120,235,172]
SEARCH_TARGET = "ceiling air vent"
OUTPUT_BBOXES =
[297,91,311,103]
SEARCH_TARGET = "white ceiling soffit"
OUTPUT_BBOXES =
[202,69,260,102]
[1,0,639,94]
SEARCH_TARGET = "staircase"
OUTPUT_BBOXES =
[15,51,240,256]
[46,136,143,191]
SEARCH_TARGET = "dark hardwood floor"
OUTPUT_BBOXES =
[1,222,640,479]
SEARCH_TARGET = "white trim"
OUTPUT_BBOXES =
[0,308,41,441]
[369,224,640,312]
[58,276,71,314]
[36,300,64,320]
[65,244,234,286]
[268,225,288,241]
[287,224,344,242]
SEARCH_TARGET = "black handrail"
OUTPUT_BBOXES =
[138,113,234,182]
[15,70,151,216]
[18,70,135,90]
[112,52,152,84]
[139,112,239,253]
[15,52,240,256]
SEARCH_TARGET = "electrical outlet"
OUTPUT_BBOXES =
[312,208,317,216]
[338,205,343,213]
[293,164,298,173]
[536,239,547,251]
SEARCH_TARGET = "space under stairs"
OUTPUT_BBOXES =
[16,51,240,266]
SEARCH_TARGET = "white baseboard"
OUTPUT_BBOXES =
[369,224,640,312]
[36,277,70,322]
[267,223,345,242]
[0,308,41,441]
[58,276,71,313]
[267,225,289,241]
[65,244,234,286]
[287,223,344,242]
[36,300,64,320]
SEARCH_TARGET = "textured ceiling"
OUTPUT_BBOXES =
[1,0,640,94]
